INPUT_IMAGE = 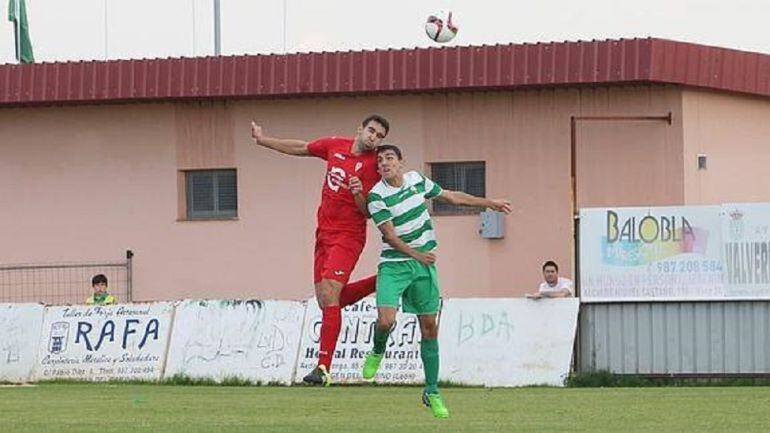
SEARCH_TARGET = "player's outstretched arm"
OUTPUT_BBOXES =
[436,190,513,214]
[250,121,311,156]
[377,221,435,266]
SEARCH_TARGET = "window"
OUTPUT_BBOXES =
[185,169,238,219]
[430,162,486,215]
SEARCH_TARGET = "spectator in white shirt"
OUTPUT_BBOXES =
[526,261,573,299]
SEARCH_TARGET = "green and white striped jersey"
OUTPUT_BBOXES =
[367,170,443,262]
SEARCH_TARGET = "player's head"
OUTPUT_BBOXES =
[91,274,108,293]
[356,114,389,151]
[542,261,559,284]
[376,144,403,181]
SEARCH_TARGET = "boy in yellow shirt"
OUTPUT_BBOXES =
[85,274,116,305]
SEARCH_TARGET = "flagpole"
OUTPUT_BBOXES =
[16,0,21,63]
[282,0,287,53]
[213,0,221,56]
[192,0,197,56]
[103,0,109,60]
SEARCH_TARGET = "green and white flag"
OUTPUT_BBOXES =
[8,0,34,63]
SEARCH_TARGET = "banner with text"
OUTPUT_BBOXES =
[439,298,579,387]
[0,303,45,382]
[164,300,305,384]
[580,205,725,302]
[295,296,424,384]
[721,203,770,298]
[31,303,174,381]
[2,296,586,386]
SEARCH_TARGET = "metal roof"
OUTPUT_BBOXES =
[1,38,769,107]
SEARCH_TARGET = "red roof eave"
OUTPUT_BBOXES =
[1,38,768,107]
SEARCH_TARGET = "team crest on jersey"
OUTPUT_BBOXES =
[333,153,346,160]
[354,162,363,172]
[326,167,347,192]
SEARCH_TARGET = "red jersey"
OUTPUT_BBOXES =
[307,137,379,234]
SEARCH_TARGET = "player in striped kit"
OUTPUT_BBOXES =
[356,144,512,418]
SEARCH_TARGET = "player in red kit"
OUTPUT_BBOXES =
[250,115,389,385]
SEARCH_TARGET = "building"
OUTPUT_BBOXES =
[2,38,770,303]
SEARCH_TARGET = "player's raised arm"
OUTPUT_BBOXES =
[250,121,311,156]
[435,190,513,214]
[376,221,436,266]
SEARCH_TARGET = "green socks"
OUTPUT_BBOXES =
[421,338,439,394]
[373,325,390,354]
[372,330,439,394]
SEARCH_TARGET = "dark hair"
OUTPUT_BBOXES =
[91,274,108,286]
[362,114,390,136]
[376,144,402,160]
[542,261,559,272]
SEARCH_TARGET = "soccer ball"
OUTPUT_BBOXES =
[425,11,458,44]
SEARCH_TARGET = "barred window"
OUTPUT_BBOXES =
[430,162,486,215]
[185,169,238,219]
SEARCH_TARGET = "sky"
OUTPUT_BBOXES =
[1,0,769,64]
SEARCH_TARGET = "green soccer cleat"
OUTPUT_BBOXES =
[362,352,384,380]
[422,391,449,419]
[302,365,332,387]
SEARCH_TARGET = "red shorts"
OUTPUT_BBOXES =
[314,229,365,285]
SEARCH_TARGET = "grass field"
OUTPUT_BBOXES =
[2,384,770,432]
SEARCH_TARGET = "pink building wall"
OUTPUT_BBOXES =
[1,84,766,303]
[682,89,770,205]
[573,86,684,208]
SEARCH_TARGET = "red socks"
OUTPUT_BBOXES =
[339,275,376,307]
[318,305,342,370]
[317,276,376,371]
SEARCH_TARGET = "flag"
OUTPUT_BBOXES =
[8,0,34,63]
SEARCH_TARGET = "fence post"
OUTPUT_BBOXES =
[126,250,134,302]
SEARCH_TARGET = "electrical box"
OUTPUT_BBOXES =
[697,153,707,170]
[479,210,505,239]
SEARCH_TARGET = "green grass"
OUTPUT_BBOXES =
[2,384,770,432]
[567,370,770,387]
